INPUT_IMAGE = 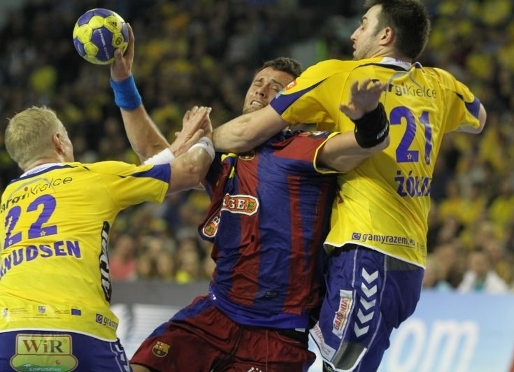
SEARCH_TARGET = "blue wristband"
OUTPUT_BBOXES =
[110,75,142,110]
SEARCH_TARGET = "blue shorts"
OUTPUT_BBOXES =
[0,330,131,372]
[310,244,424,372]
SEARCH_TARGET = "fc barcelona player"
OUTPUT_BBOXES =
[212,1,487,371]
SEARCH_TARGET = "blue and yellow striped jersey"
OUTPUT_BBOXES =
[271,57,482,267]
[0,161,170,340]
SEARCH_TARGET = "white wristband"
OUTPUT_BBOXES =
[188,137,215,160]
[144,148,176,165]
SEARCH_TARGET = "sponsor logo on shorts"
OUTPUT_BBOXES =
[10,334,78,372]
[151,341,170,358]
[333,290,352,337]
[309,324,335,360]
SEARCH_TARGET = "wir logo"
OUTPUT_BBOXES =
[11,334,78,372]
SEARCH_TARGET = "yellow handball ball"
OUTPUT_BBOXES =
[72,8,128,65]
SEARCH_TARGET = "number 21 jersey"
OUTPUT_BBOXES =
[270,57,482,267]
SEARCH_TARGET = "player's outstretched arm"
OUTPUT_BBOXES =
[318,79,390,172]
[212,104,289,153]
[110,24,204,163]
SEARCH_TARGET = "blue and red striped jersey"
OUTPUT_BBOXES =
[200,130,339,329]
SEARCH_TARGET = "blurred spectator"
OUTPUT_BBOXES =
[135,254,156,281]
[175,249,203,284]
[175,234,205,283]
[432,240,467,288]
[155,250,177,282]
[109,234,138,282]
[422,254,453,291]
[457,249,510,293]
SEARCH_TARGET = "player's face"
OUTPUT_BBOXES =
[242,67,295,114]
[351,5,384,60]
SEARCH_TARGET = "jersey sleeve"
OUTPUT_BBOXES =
[271,131,340,174]
[431,67,482,133]
[87,161,170,209]
[270,60,356,130]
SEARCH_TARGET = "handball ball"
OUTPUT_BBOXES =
[72,8,128,65]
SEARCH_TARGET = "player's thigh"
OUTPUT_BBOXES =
[313,245,424,371]
[130,321,221,372]
[0,330,131,372]
[222,328,315,372]
[130,297,236,371]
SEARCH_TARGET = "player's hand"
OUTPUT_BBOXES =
[200,107,213,138]
[340,79,387,120]
[170,106,211,156]
[111,23,134,82]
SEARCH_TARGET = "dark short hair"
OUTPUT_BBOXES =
[257,57,303,79]
[364,0,431,60]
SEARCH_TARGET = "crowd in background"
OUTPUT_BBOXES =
[1,0,513,293]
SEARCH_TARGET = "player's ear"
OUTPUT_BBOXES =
[379,26,394,45]
[52,132,66,154]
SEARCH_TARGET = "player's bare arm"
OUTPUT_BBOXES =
[212,104,289,153]
[111,24,204,162]
[167,111,214,194]
[318,79,389,172]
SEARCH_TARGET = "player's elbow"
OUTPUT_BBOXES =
[168,152,211,193]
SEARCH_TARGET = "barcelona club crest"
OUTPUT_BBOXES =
[152,341,170,358]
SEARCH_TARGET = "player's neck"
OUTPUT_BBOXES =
[22,159,64,176]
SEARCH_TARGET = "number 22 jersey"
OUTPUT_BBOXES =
[0,161,170,340]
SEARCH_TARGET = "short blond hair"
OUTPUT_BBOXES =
[5,106,63,170]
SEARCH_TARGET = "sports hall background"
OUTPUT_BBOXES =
[0,1,513,371]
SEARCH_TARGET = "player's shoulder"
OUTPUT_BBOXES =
[304,59,365,77]
[80,160,149,175]
[422,66,459,86]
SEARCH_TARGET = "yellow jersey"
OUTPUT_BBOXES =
[270,57,482,267]
[0,161,169,340]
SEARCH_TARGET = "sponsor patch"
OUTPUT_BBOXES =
[10,334,78,372]
[333,290,353,337]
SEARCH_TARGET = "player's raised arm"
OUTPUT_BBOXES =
[109,24,214,193]
[110,24,204,163]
